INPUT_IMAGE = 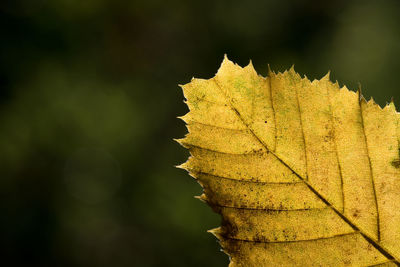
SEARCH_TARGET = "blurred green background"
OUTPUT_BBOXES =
[1,0,400,266]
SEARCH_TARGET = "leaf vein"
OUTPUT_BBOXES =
[220,232,358,244]
[293,76,309,181]
[268,75,277,151]
[189,170,301,185]
[358,93,381,241]
[186,120,247,132]
[326,85,345,212]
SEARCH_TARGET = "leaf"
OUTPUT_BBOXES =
[177,55,400,266]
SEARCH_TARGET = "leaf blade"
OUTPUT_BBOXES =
[178,56,400,265]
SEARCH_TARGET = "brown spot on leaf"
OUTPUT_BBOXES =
[392,160,400,168]
[392,148,400,168]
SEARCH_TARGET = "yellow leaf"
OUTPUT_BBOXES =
[177,55,400,266]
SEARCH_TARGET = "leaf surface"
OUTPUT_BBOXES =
[177,56,400,266]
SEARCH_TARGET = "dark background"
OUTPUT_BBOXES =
[1,0,400,266]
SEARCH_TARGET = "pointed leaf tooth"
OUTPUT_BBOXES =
[357,83,362,95]
[174,138,188,148]
[370,96,376,104]
[188,171,198,180]
[217,55,239,76]
[175,161,189,170]
[367,96,383,110]
[357,87,367,103]
[244,59,257,76]
[386,101,394,109]
[177,114,188,122]
[390,99,398,113]
[195,194,208,203]
[383,101,397,115]
[267,64,275,76]
[208,227,223,238]
[321,71,331,81]
[340,85,350,93]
